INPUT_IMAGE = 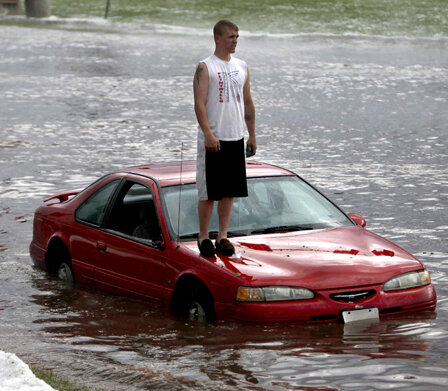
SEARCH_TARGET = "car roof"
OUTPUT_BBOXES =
[118,161,294,187]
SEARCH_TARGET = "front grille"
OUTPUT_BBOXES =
[330,289,376,303]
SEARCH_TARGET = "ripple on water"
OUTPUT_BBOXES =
[0,24,448,391]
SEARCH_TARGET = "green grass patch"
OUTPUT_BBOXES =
[32,367,103,391]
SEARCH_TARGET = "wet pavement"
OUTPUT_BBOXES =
[1,23,448,390]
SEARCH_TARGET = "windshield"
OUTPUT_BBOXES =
[161,176,353,240]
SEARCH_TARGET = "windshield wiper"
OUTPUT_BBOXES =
[178,233,198,240]
[179,230,248,241]
[249,225,313,235]
[179,226,312,240]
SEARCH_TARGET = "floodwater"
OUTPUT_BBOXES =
[1,15,448,391]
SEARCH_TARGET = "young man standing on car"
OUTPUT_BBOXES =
[194,20,256,257]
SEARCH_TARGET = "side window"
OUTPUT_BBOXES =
[75,180,119,226]
[106,181,163,244]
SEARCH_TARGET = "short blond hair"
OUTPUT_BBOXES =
[213,20,239,36]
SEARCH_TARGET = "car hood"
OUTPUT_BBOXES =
[186,226,424,290]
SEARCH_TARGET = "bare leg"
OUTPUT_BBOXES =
[217,197,234,241]
[198,200,214,242]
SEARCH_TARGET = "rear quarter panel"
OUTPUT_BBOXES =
[30,200,78,269]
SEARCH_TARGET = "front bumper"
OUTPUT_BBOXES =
[216,283,437,323]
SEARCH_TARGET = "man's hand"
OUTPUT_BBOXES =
[246,136,257,157]
[205,132,220,152]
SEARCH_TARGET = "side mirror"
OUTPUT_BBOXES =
[347,213,367,228]
[153,239,166,250]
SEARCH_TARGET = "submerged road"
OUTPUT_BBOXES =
[0,23,447,390]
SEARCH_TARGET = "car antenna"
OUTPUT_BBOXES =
[176,143,184,249]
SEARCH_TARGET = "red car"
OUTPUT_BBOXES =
[30,161,436,323]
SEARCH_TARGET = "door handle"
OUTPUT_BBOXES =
[96,241,107,251]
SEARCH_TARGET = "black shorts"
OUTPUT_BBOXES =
[200,138,248,201]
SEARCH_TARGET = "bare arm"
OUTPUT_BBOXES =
[243,67,256,156]
[193,63,220,152]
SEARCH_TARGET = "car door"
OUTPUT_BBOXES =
[70,177,122,286]
[93,178,169,301]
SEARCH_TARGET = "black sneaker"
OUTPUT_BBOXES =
[215,238,235,256]
[197,238,215,257]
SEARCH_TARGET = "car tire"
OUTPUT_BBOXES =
[173,283,216,322]
[47,242,75,284]
[57,261,75,284]
[187,297,207,322]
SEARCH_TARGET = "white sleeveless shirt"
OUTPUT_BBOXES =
[200,54,248,141]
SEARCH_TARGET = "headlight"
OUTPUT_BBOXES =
[237,286,314,302]
[383,270,431,292]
